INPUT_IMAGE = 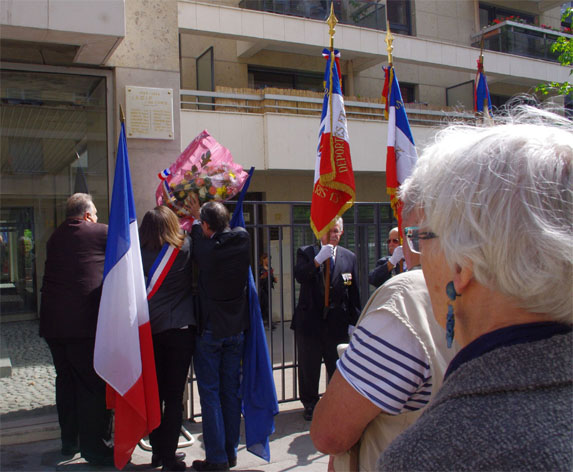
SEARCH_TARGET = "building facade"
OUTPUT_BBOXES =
[1,0,570,420]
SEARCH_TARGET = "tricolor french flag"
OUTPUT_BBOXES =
[310,48,355,239]
[94,121,160,469]
[383,65,417,232]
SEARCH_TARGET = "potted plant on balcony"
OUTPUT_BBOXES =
[489,15,528,27]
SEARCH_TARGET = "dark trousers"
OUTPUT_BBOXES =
[296,328,348,409]
[46,337,112,459]
[193,330,244,464]
[259,286,270,326]
[149,328,195,463]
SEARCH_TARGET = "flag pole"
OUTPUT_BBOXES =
[324,3,337,311]
[384,20,402,253]
[120,105,126,124]
[383,20,394,122]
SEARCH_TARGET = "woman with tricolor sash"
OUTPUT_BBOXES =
[140,205,196,471]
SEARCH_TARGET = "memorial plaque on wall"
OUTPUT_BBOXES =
[125,86,174,140]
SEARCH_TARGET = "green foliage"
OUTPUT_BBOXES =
[536,8,573,96]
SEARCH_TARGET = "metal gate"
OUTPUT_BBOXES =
[186,201,395,418]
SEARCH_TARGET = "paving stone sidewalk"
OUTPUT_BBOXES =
[1,320,329,471]
[0,320,56,418]
[0,409,328,472]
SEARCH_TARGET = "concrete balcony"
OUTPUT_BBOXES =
[180,88,473,172]
[238,0,389,33]
[472,20,573,63]
[0,0,125,65]
[178,1,569,84]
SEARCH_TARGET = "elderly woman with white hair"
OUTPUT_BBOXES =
[377,107,572,471]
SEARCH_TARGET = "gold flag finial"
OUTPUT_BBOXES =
[326,3,338,50]
[384,18,394,66]
[119,105,126,124]
[385,20,394,65]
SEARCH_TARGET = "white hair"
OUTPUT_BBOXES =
[400,106,573,323]
[333,216,343,231]
[66,193,94,218]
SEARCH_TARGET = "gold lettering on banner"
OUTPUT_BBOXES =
[314,183,327,199]
[330,192,340,203]
[334,138,348,173]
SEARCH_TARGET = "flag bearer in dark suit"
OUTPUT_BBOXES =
[39,193,113,465]
[291,216,361,421]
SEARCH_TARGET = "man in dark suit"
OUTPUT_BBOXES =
[291,216,361,421]
[368,227,404,288]
[39,193,113,465]
[188,196,250,472]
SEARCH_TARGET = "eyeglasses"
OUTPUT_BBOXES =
[404,226,438,254]
[387,238,400,244]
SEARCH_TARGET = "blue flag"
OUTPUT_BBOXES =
[230,167,279,462]
[475,71,492,116]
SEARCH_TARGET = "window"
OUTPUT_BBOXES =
[490,94,511,109]
[446,80,474,109]
[387,0,412,35]
[399,82,416,103]
[248,66,326,93]
[0,67,110,320]
[196,47,214,110]
[479,2,536,28]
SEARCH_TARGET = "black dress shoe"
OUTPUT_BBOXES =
[192,459,229,471]
[162,459,186,471]
[303,406,314,421]
[228,456,237,468]
[152,451,186,468]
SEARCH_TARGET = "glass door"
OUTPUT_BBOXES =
[0,65,111,422]
[0,67,110,322]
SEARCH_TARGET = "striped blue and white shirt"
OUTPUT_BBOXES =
[337,313,432,415]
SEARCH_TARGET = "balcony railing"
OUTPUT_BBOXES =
[472,21,573,62]
[238,0,387,32]
[181,87,477,126]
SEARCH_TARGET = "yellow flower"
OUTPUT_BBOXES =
[216,186,227,197]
